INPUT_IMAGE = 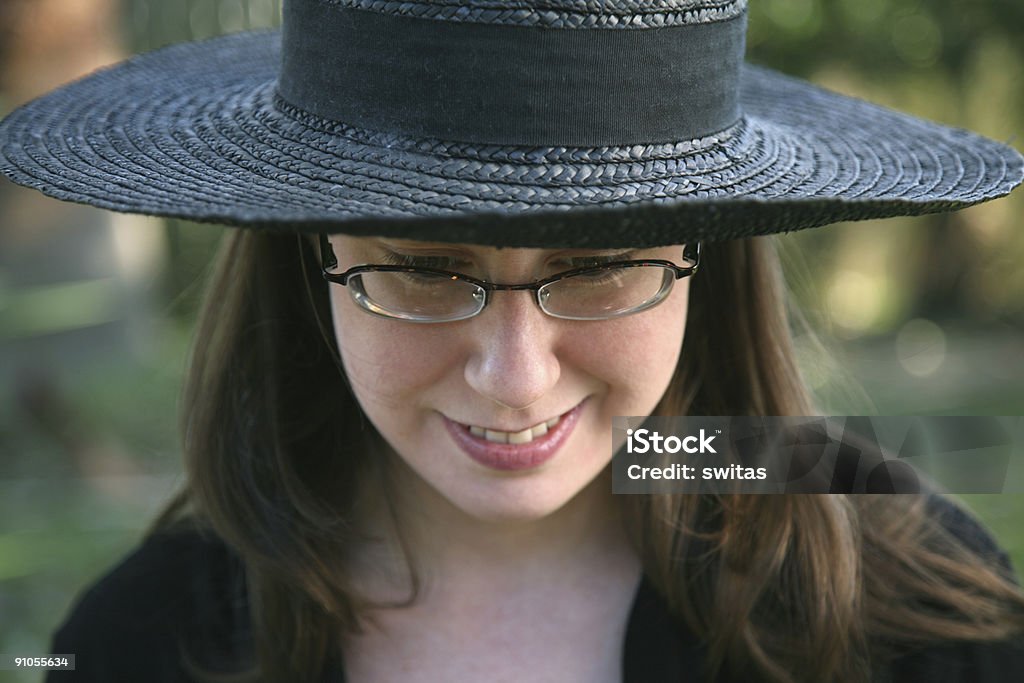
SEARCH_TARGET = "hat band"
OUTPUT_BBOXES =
[278,1,747,147]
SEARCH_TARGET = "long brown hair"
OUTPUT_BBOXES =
[156,229,1024,682]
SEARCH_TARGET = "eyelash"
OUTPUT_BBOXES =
[380,250,463,270]
[564,252,635,269]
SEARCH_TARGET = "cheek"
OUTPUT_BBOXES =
[571,283,688,408]
[330,290,456,412]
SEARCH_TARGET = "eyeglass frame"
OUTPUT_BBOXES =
[318,234,700,322]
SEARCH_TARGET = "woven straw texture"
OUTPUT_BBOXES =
[315,0,748,28]
[0,30,1021,248]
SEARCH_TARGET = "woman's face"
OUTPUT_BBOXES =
[327,235,690,523]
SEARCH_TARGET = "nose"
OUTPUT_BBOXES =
[463,289,562,411]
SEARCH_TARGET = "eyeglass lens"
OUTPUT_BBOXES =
[349,271,485,322]
[540,266,675,319]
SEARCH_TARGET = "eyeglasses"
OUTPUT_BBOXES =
[319,235,700,323]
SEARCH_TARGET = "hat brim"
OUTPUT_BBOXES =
[1,30,1021,248]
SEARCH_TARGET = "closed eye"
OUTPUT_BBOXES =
[563,267,631,285]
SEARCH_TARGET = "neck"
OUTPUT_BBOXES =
[348,452,639,599]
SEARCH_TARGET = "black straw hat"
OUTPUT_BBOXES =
[1,0,1021,247]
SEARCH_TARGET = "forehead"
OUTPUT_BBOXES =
[329,234,673,256]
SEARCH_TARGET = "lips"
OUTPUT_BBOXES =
[442,402,585,471]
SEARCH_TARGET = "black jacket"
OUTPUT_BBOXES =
[47,495,1024,682]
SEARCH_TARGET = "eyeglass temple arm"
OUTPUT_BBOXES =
[319,234,339,271]
[682,242,701,274]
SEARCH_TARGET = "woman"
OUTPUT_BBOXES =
[2,0,1023,681]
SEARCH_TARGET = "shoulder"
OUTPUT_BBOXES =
[883,494,1024,682]
[923,492,1016,577]
[886,638,1024,683]
[45,525,252,683]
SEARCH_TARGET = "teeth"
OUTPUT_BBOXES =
[466,414,562,444]
[508,427,534,444]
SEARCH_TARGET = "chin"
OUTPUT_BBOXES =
[448,477,597,524]
[457,501,569,524]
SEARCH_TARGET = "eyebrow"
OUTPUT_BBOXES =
[375,239,633,256]
[373,238,475,253]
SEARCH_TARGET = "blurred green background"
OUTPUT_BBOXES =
[0,1,1022,679]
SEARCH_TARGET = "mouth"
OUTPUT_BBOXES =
[442,402,585,471]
